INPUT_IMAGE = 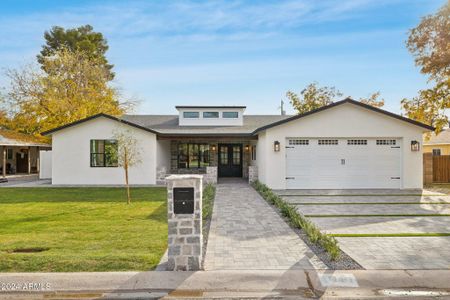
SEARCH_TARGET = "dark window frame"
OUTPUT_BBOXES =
[203,112,219,118]
[178,143,210,169]
[6,148,13,160]
[432,149,441,156]
[251,145,256,160]
[222,111,239,118]
[183,111,199,118]
[90,139,118,168]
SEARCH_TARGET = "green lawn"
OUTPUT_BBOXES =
[0,187,167,272]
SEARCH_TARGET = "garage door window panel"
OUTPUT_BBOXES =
[347,139,367,145]
[376,139,396,145]
[318,139,338,145]
[289,139,309,145]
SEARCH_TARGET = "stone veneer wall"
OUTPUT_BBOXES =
[156,166,167,185]
[166,175,203,271]
[248,165,258,183]
[204,166,217,184]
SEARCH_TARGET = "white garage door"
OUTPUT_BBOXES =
[285,138,401,189]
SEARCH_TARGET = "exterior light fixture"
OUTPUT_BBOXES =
[411,140,420,152]
[274,141,280,152]
[245,145,250,152]
[211,145,216,151]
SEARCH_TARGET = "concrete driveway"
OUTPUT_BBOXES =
[276,189,450,270]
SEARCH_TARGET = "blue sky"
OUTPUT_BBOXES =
[0,0,445,115]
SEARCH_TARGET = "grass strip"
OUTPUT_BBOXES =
[306,214,450,217]
[252,180,341,261]
[293,202,450,205]
[279,194,444,197]
[331,233,450,237]
[202,183,216,221]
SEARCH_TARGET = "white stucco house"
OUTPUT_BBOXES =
[42,98,433,189]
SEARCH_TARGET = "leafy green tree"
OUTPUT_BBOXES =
[286,82,343,114]
[5,48,132,135]
[359,92,385,108]
[402,2,450,133]
[37,25,114,80]
[287,83,384,114]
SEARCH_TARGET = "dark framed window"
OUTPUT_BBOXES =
[6,148,13,160]
[251,145,256,161]
[178,143,210,168]
[232,146,241,165]
[223,111,239,118]
[183,112,199,118]
[90,139,118,167]
[203,112,219,118]
[432,149,441,156]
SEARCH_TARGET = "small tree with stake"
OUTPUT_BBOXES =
[113,128,142,204]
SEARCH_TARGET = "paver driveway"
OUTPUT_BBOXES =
[277,189,450,270]
[203,179,327,270]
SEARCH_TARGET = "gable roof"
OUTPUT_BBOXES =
[252,98,435,133]
[424,128,450,145]
[41,113,159,136]
[41,98,434,137]
[41,112,291,136]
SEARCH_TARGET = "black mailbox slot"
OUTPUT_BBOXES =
[173,187,194,214]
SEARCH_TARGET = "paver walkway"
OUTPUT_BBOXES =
[203,180,327,270]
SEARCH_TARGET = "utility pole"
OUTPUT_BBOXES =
[279,99,286,116]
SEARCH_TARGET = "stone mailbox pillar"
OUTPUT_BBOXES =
[166,174,203,271]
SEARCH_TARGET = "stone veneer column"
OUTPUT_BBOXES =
[156,166,167,185]
[166,174,203,271]
[248,166,258,183]
[204,166,217,184]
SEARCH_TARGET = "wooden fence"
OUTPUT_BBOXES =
[433,155,450,183]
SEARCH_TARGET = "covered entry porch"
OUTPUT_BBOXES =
[0,129,51,181]
[156,136,257,184]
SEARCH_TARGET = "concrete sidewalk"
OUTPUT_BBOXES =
[0,269,449,299]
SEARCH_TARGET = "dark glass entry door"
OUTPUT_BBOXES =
[218,144,242,177]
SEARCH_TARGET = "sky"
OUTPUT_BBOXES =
[0,0,446,115]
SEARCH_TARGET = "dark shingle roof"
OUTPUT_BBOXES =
[121,115,291,135]
[42,98,434,137]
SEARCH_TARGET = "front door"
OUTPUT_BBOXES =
[218,144,242,177]
[16,152,28,173]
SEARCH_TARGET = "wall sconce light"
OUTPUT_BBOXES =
[274,141,280,152]
[411,140,420,152]
[211,145,216,151]
[245,145,250,152]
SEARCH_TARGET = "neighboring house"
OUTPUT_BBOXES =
[423,128,450,156]
[42,98,433,189]
[0,129,51,178]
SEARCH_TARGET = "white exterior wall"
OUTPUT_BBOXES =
[256,132,267,183]
[177,107,245,126]
[51,117,157,185]
[39,150,52,179]
[258,103,426,189]
[157,139,171,170]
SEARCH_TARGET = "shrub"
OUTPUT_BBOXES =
[202,184,216,221]
[251,180,341,261]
